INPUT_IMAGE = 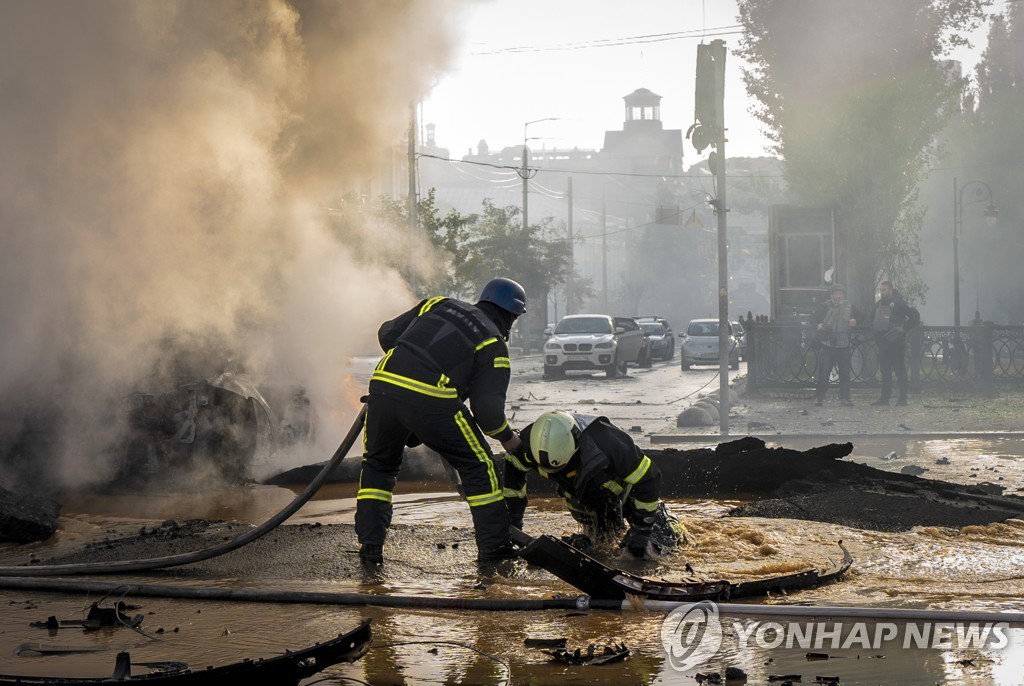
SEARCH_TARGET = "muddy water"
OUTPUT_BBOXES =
[1,445,1023,684]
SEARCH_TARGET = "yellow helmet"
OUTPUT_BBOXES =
[530,411,580,472]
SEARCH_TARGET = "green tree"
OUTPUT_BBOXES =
[736,0,984,308]
[954,4,1024,322]
[372,194,571,312]
[460,200,571,306]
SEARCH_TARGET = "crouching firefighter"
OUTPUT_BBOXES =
[356,278,527,569]
[504,411,687,558]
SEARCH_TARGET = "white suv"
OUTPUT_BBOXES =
[543,314,648,378]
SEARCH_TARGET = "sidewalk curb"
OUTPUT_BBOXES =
[649,431,1024,444]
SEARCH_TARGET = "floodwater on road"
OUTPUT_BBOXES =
[1,466,1021,686]
[1,355,1023,684]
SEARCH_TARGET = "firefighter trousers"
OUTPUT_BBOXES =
[355,393,510,560]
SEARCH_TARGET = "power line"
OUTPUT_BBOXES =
[472,25,744,55]
[416,152,784,179]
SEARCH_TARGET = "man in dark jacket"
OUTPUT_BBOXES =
[357,278,526,568]
[811,283,863,407]
[871,280,912,406]
[503,410,686,558]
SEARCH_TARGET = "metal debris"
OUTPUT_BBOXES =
[30,601,143,631]
[542,641,629,666]
[15,643,108,656]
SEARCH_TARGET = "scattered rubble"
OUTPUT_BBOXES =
[542,641,630,666]
[0,484,59,543]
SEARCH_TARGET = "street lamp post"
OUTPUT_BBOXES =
[517,117,560,350]
[953,178,999,328]
[522,118,561,233]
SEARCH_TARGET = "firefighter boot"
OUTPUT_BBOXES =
[359,543,384,566]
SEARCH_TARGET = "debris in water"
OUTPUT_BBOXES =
[725,665,747,682]
[543,641,629,665]
[30,601,143,631]
[15,643,108,656]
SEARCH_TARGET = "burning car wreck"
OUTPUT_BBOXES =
[116,372,316,487]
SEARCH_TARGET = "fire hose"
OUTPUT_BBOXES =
[0,576,1021,624]
[0,406,368,577]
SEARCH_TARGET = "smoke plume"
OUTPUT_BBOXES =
[0,1,461,488]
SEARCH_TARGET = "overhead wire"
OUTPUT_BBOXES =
[527,178,567,200]
[471,25,745,55]
[416,152,785,179]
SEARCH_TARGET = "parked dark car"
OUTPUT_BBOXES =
[636,316,675,361]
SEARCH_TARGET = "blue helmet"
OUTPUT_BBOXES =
[478,278,527,316]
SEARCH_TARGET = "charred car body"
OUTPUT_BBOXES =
[119,372,315,485]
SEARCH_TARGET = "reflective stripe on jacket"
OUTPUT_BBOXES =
[370,297,513,441]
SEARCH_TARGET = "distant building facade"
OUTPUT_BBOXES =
[417,87,775,327]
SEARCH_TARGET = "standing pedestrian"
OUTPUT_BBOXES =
[811,283,863,406]
[356,278,526,570]
[871,280,913,406]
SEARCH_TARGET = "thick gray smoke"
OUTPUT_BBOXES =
[0,1,461,489]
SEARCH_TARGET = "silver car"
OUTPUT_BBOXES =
[680,318,739,371]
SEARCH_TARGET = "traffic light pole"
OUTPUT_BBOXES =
[715,134,729,436]
[705,39,729,437]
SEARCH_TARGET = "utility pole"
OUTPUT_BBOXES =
[602,197,609,313]
[690,39,730,436]
[521,143,529,233]
[408,103,418,292]
[567,176,574,315]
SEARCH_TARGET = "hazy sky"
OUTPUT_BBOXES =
[422,0,992,165]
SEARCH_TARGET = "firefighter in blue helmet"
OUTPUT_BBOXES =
[504,410,687,558]
[356,278,526,568]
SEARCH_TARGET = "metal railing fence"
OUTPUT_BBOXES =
[746,323,1024,394]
